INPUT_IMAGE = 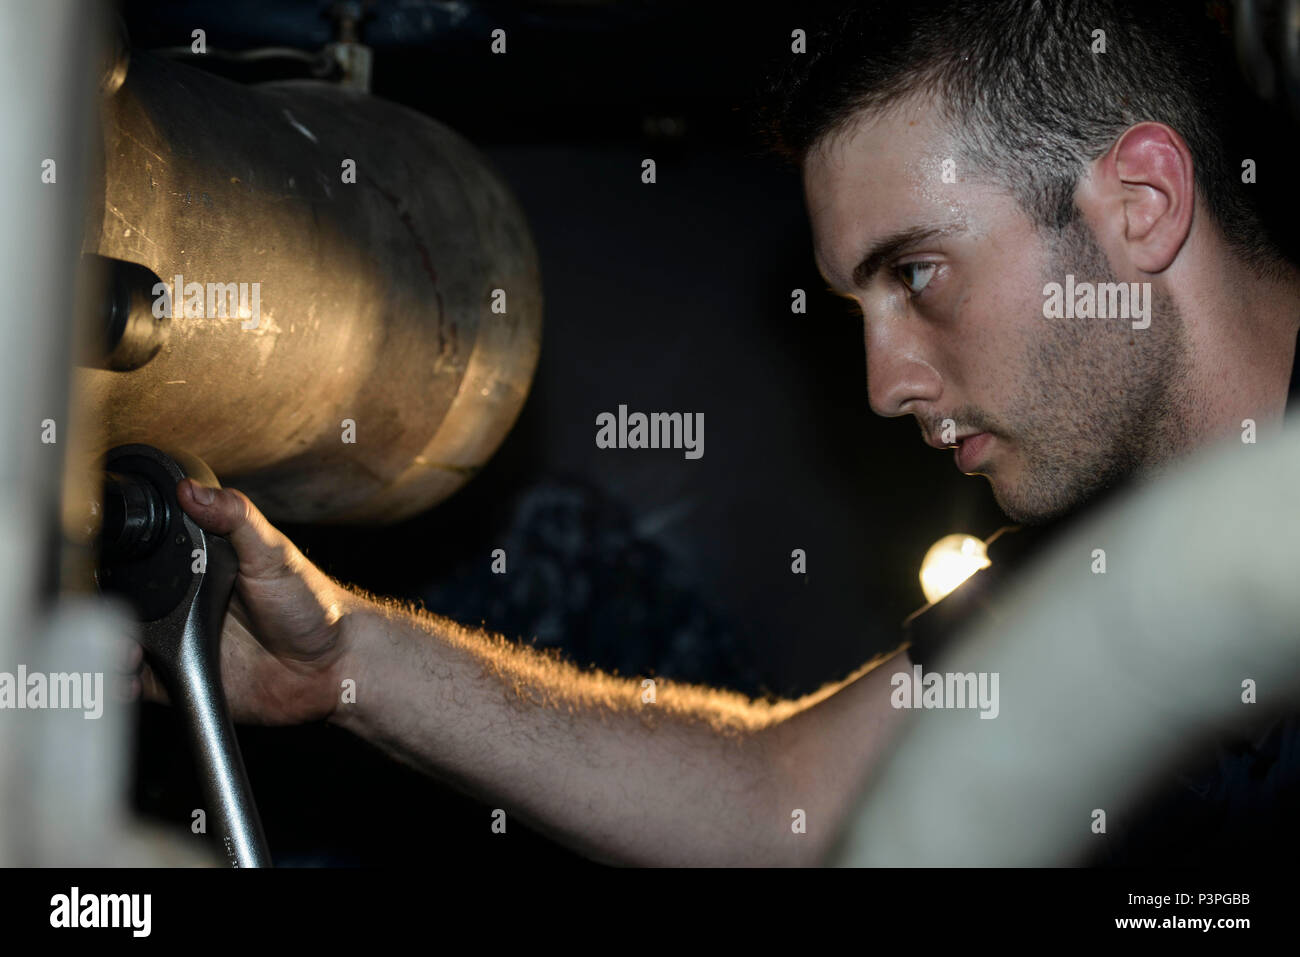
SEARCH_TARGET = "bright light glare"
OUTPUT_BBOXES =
[919,533,990,604]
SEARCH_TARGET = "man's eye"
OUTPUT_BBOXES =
[897,262,937,295]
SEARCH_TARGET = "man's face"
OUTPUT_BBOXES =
[803,98,1190,524]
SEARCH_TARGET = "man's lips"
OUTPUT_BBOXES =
[922,427,996,472]
[953,432,993,472]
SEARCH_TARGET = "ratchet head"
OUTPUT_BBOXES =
[97,444,235,657]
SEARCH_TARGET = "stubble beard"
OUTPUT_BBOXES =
[985,215,1195,525]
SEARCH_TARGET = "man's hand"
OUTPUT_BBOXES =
[132,478,356,726]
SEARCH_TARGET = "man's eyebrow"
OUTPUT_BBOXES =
[843,221,966,291]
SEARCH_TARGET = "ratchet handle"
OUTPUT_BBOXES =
[149,532,271,868]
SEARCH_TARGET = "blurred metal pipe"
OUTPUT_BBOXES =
[834,423,1300,866]
[0,0,197,867]
[0,0,95,866]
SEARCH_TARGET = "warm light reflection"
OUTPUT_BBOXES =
[919,533,990,604]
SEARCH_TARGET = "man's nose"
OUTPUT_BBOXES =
[864,317,943,418]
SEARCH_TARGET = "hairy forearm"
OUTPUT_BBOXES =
[326,591,905,866]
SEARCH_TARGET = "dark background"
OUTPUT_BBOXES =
[115,0,1292,866]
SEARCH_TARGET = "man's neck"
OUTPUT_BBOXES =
[1172,252,1300,451]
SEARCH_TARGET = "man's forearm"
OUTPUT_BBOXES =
[326,592,907,866]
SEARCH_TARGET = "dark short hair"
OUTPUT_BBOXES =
[760,0,1290,273]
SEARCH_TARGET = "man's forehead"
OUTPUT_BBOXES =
[803,101,958,288]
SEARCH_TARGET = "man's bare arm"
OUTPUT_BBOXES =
[329,594,909,866]
[166,478,910,867]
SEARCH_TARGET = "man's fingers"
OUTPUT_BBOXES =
[115,673,141,704]
[117,635,142,674]
[139,661,169,705]
[176,479,300,580]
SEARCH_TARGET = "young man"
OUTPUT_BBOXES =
[136,0,1300,865]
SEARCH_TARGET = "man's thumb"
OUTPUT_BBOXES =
[176,479,297,580]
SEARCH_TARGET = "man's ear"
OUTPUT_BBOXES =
[1077,121,1194,274]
